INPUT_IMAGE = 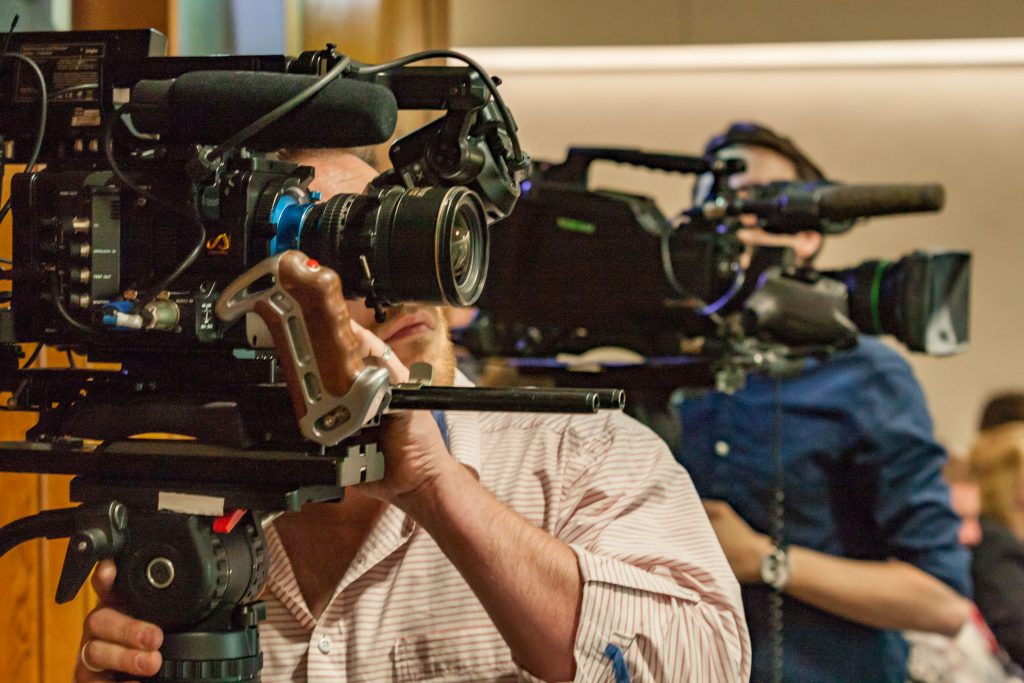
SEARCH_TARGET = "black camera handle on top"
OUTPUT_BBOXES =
[535,146,742,188]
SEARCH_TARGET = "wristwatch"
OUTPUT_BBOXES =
[759,545,791,591]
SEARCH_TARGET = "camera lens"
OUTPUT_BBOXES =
[450,212,472,281]
[440,190,488,305]
[822,251,970,354]
[296,185,488,306]
[825,260,896,337]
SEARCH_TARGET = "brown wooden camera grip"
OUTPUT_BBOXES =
[253,250,365,420]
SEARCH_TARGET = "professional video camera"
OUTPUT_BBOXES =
[0,30,625,683]
[470,147,970,391]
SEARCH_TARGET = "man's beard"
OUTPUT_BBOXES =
[381,306,457,387]
[411,317,456,389]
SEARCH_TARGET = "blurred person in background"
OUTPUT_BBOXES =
[979,391,1024,431]
[970,408,1024,668]
[904,454,1023,683]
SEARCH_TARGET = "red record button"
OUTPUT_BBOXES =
[306,258,320,270]
[213,508,246,534]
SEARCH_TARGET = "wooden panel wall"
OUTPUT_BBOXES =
[302,0,448,62]
[302,0,450,159]
[0,170,96,681]
[71,0,170,35]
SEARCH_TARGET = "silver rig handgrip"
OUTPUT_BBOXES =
[216,251,391,446]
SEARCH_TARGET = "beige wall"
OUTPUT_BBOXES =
[452,0,1024,46]
[458,42,1024,450]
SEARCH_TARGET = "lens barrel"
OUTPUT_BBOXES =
[293,185,488,306]
[823,251,970,355]
[824,260,898,338]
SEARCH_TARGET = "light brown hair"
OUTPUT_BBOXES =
[969,422,1024,529]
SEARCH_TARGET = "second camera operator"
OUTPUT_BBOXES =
[673,123,971,682]
[73,149,751,683]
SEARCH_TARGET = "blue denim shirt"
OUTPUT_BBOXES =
[673,337,970,682]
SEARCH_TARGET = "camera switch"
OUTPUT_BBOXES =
[69,292,92,309]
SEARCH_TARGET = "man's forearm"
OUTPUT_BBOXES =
[398,461,582,682]
[784,547,969,636]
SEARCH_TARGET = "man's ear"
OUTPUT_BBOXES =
[793,231,824,264]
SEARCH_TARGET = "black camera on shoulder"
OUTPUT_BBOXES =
[471,147,969,390]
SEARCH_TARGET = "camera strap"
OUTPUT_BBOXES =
[432,410,449,450]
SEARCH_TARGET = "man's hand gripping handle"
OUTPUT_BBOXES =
[215,250,391,446]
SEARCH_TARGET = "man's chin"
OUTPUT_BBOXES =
[393,341,456,386]
[389,335,431,360]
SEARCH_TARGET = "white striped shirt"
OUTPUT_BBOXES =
[260,402,750,681]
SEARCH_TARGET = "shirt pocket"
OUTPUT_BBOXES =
[391,627,515,682]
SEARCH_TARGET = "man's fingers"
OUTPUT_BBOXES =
[85,607,163,651]
[348,319,374,357]
[78,638,162,679]
[349,320,410,383]
[90,559,117,604]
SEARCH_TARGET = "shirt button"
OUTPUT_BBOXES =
[317,635,332,654]
[714,440,730,457]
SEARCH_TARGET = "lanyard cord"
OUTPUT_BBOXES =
[769,377,786,683]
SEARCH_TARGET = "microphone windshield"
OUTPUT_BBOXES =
[816,184,945,222]
[131,71,398,148]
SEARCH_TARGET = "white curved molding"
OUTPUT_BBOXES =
[453,38,1024,73]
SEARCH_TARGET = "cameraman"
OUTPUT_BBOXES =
[72,149,751,682]
[673,123,971,681]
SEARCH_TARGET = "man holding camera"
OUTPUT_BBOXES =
[673,123,971,682]
[73,149,751,683]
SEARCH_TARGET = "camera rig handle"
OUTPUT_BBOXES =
[540,147,738,187]
[216,250,391,446]
[0,501,127,604]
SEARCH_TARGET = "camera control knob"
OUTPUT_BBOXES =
[69,267,91,284]
[69,241,91,259]
[146,557,176,589]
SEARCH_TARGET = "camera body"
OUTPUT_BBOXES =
[474,147,969,383]
[10,155,311,354]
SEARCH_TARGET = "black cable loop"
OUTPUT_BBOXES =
[0,51,47,224]
[353,49,524,163]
